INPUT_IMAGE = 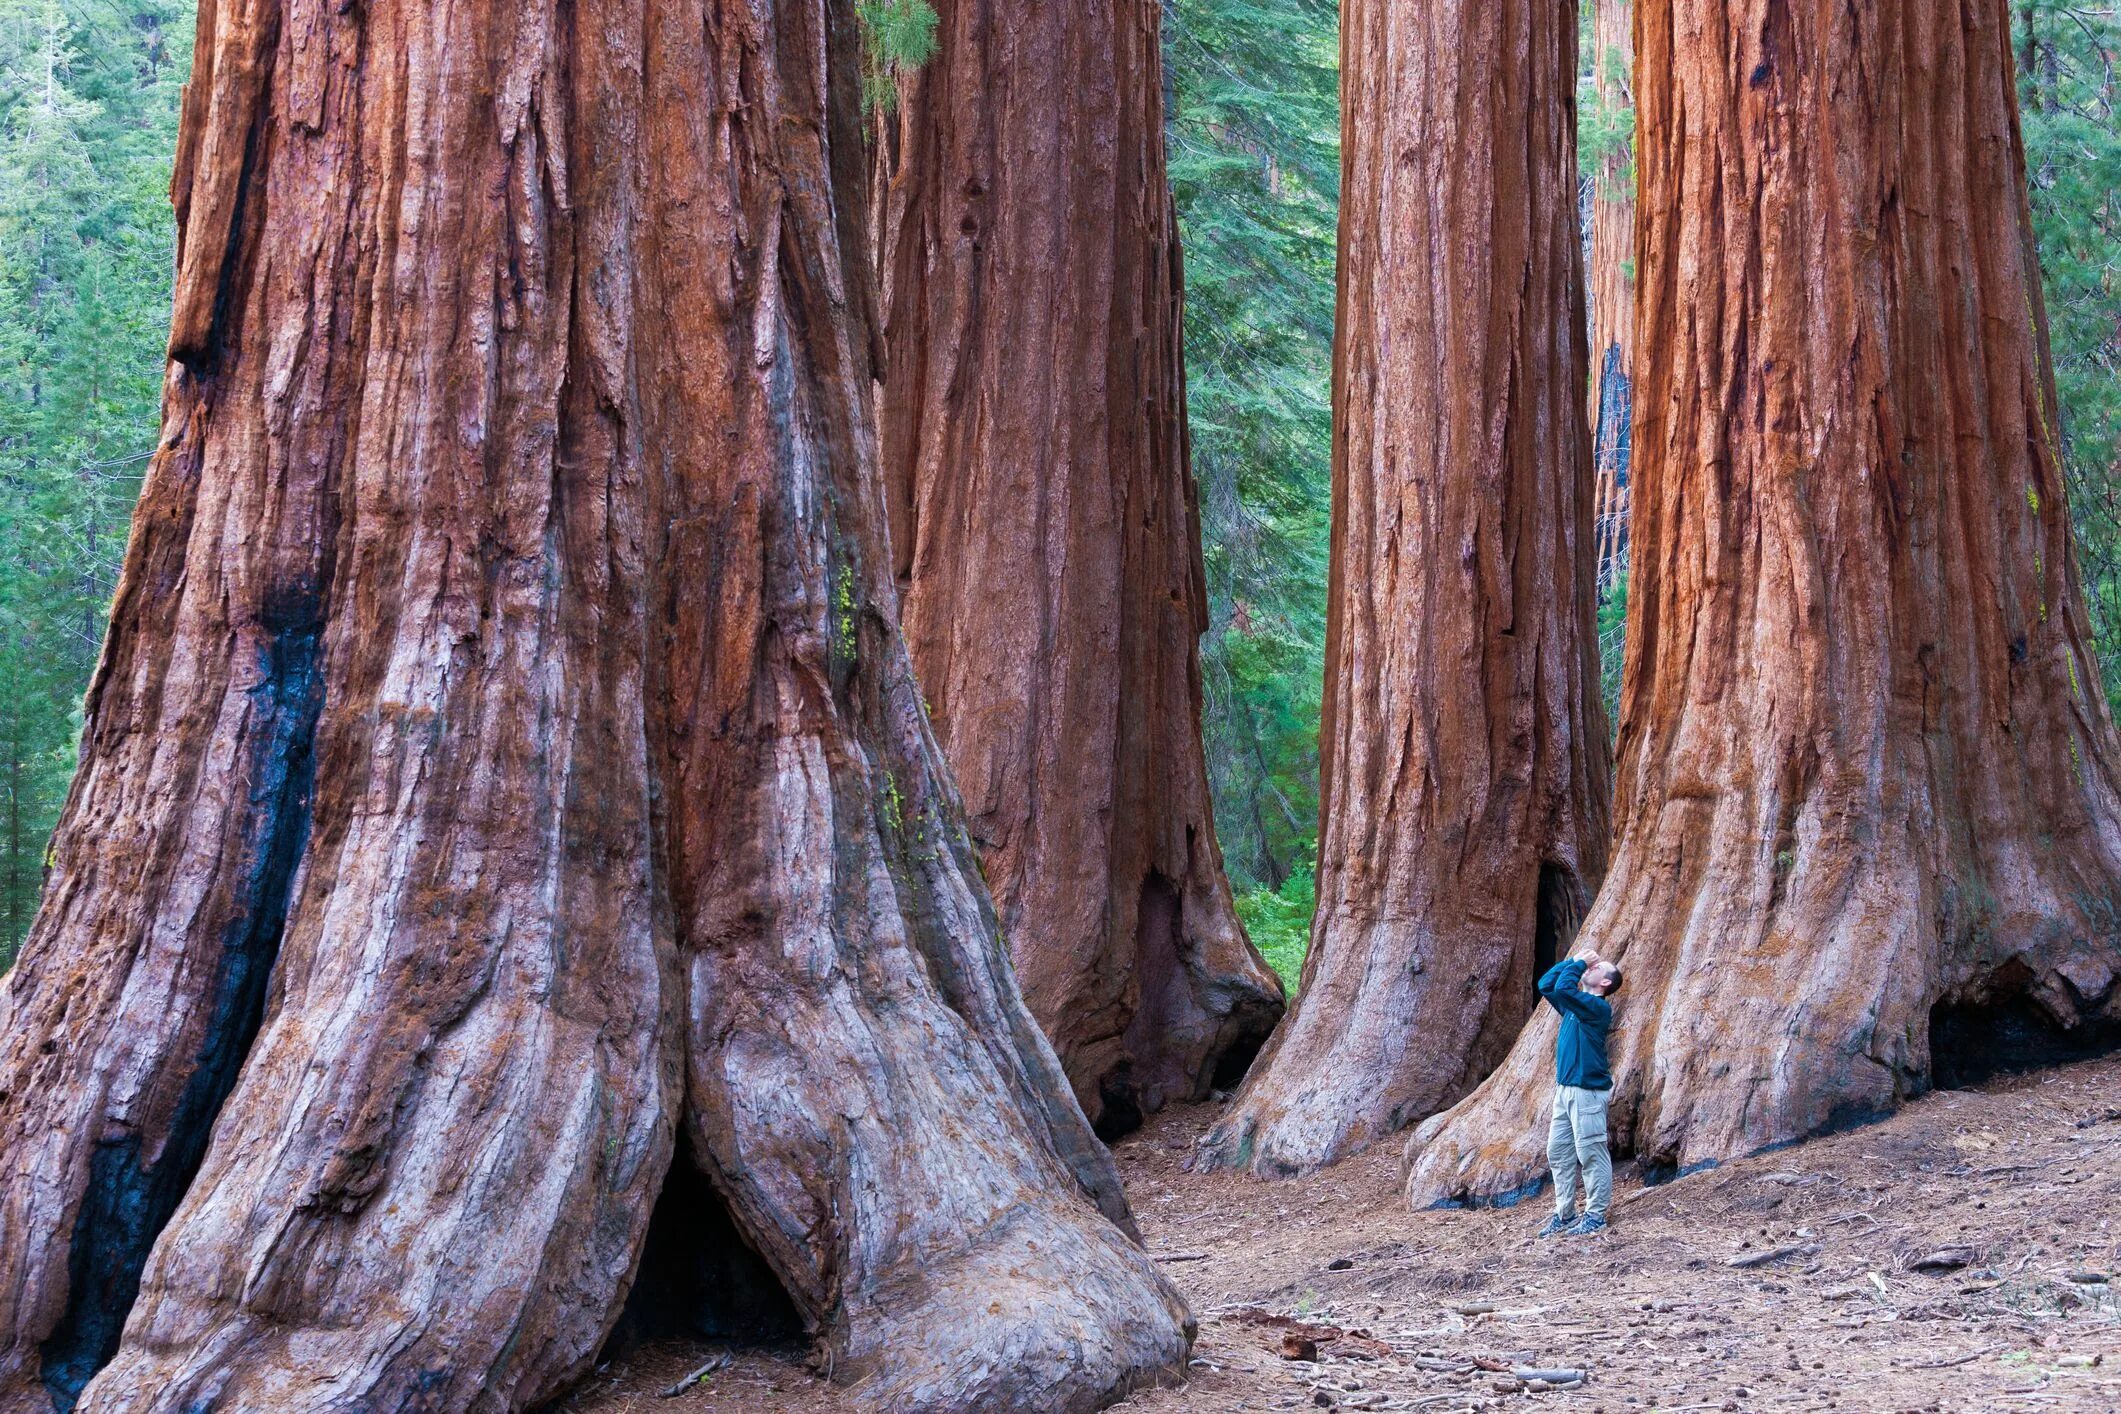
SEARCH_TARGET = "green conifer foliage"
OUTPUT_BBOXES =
[1167,0,1335,977]
[0,0,189,965]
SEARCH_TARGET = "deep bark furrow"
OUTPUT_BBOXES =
[36,610,324,1410]
[1407,0,2121,1210]
[1194,0,1610,1179]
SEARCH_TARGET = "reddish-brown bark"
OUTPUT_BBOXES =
[0,0,1192,1407]
[874,0,1283,1134]
[1408,0,2121,1209]
[1194,0,1611,1178]
[1587,0,1635,593]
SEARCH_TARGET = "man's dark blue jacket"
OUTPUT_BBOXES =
[1537,958,1612,1090]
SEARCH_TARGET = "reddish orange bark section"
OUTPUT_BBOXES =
[876,0,1283,1134]
[0,0,1192,1408]
[1410,0,2121,1208]
[1196,0,1611,1177]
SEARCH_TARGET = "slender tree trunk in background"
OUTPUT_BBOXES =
[1194,0,1610,1178]
[1408,0,2121,1208]
[0,0,1191,1407]
[875,0,1283,1136]
[3,745,20,962]
[1587,0,1634,595]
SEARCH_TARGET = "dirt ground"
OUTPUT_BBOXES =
[561,1054,2121,1413]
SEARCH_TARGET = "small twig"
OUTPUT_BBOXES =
[1899,1343,2002,1370]
[658,1353,732,1398]
[1727,1242,1820,1269]
[1154,1251,1212,1263]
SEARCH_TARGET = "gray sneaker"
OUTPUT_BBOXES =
[1536,1214,1575,1238]
[1565,1213,1608,1236]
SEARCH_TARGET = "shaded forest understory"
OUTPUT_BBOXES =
[567,1053,2121,1413]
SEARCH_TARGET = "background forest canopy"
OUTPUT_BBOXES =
[1,0,2118,978]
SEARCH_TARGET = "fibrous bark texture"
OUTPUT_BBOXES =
[1194,0,1611,1178]
[1587,0,1635,593]
[874,0,1283,1135]
[0,0,1191,1408]
[1408,0,2121,1209]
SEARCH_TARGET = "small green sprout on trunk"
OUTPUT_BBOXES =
[857,0,939,115]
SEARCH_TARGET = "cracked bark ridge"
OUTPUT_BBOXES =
[0,0,1192,1408]
[874,0,1283,1135]
[1408,0,2121,1210]
[1194,0,1611,1179]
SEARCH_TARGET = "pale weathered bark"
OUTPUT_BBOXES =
[0,0,1191,1408]
[1586,0,1634,594]
[874,0,1284,1135]
[1194,0,1610,1178]
[1408,0,2121,1208]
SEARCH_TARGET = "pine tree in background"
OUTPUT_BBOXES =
[1166,0,1338,983]
[2019,1,2121,710]
[0,0,189,964]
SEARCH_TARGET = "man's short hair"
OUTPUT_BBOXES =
[1602,964,1623,995]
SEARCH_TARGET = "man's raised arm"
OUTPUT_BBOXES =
[1537,956,1589,998]
[1538,955,1608,1021]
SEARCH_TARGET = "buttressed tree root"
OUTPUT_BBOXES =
[1407,0,2121,1211]
[874,0,1284,1137]
[1192,0,1610,1179]
[0,0,1192,1408]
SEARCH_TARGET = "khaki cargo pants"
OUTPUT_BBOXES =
[1548,1084,1612,1220]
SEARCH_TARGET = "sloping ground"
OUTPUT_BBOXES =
[562,1054,2121,1412]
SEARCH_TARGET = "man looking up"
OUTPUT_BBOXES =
[1534,949,1622,1236]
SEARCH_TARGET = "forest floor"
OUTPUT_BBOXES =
[563,1053,2121,1413]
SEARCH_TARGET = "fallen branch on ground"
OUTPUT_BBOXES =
[1726,1242,1819,1268]
[1512,1365,1589,1383]
[1900,1344,2001,1370]
[658,1354,731,1398]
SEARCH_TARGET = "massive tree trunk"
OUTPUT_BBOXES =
[1586,0,1634,594]
[1408,0,2121,1209]
[873,0,1284,1135]
[1193,0,1610,1178]
[0,0,1192,1408]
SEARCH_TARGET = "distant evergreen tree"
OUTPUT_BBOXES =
[0,0,187,963]
[2018,0,2121,709]
[1167,0,1336,980]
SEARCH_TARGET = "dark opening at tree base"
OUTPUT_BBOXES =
[1094,1076,1147,1143]
[600,1139,803,1361]
[1930,993,2121,1091]
[1531,861,1581,1004]
[1209,1028,1268,1094]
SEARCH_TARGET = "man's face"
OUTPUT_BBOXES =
[1584,962,1619,996]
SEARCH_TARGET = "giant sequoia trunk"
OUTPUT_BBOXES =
[873,0,1284,1134]
[1408,0,2121,1208]
[1194,0,1610,1178]
[0,0,1192,1408]
[1586,0,1634,594]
